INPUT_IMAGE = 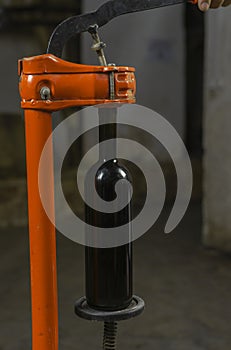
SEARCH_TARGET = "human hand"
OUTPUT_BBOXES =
[198,0,231,11]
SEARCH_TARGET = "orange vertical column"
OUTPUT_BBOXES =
[24,109,58,350]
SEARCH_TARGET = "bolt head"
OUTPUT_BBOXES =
[40,86,51,100]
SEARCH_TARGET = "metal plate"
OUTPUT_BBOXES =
[75,295,145,322]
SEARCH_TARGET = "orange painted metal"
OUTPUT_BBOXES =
[19,53,136,350]
[19,54,136,110]
[24,109,58,350]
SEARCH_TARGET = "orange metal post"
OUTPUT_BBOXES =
[24,110,58,350]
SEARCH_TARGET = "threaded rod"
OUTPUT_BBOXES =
[103,322,118,350]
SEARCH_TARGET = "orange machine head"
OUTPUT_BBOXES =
[19,54,136,112]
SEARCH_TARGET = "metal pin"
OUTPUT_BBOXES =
[88,24,107,66]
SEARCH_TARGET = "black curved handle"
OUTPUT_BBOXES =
[47,0,185,57]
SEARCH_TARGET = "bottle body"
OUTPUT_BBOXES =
[85,159,133,311]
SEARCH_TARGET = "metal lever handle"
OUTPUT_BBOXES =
[47,0,197,58]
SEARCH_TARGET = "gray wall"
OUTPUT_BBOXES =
[0,33,40,113]
[203,8,231,251]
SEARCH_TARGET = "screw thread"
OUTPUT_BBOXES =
[103,321,118,350]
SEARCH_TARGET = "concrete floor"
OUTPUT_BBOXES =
[1,203,231,350]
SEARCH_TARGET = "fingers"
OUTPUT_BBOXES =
[198,0,226,10]
[198,0,211,11]
[222,0,231,6]
[210,0,225,7]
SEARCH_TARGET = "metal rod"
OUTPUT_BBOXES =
[99,107,117,162]
[88,24,108,66]
[88,25,118,160]
[24,110,58,350]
